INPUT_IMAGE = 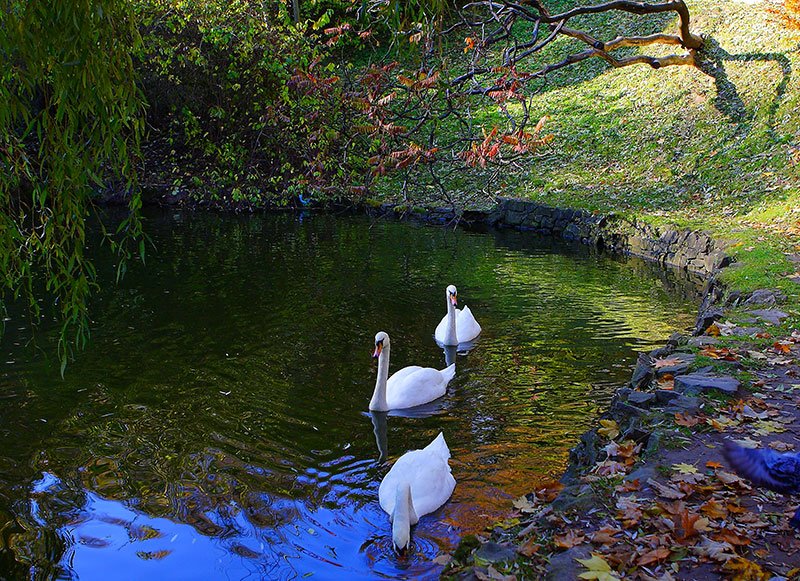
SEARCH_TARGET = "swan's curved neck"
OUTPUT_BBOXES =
[369,344,391,411]
[444,294,457,345]
[392,483,417,551]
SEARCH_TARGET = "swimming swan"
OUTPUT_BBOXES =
[434,285,481,346]
[369,332,455,411]
[378,432,456,551]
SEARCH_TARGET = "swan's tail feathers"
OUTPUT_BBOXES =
[441,363,456,385]
[426,432,451,461]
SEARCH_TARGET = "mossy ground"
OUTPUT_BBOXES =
[374,0,800,298]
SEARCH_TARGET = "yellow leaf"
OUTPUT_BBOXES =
[673,463,699,474]
[576,554,620,581]
[722,557,770,580]
[597,419,619,440]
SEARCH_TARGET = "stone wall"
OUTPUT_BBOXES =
[367,198,731,277]
[486,198,730,276]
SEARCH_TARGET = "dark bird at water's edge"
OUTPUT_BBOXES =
[723,441,800,528]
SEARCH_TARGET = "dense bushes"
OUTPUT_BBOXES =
[134,0,377,205]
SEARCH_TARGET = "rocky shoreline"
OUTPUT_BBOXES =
[440,280,799,579]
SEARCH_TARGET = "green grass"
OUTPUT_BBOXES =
[373,0,800,297]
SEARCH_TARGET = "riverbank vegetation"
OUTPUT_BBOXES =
[1,0,798,359]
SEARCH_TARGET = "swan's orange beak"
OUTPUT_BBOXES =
[450,293,458,306]
[373,343,383,358]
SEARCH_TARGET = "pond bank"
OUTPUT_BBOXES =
[439,286,800,579]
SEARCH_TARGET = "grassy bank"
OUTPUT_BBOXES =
[374,0,800,298]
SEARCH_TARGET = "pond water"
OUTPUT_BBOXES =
[0,211,701,580]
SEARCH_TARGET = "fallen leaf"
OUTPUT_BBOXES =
[706,461,723,470]
[616,496,643,527]
[433,553,453,565]
[717,471,750,489]
[673,463,699,474]
[694,537,736,562]
[647,478,685,499]
[594,460,628,477]
[617,479,641,493]
[517,537,540,557]
[638,546,670,566]
[714,528,751,547]
[575,554,620,581]
[654,357,682,369]
[731,437,760,449]
[598,420,620,440]
[590,526,622,545]
[675,413,702,427]
[554,530,585,549]
[752,420,786,436]
[700,499,728,519]
[673,510,709,542]
[721,557,770,580]
[512,495,536,513]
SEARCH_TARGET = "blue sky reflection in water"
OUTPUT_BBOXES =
[0,212,701,579]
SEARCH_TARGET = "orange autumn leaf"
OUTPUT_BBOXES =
[706,323,721,336]
[590,526,622,545]
[638,546,670,566]
[675,412,702,427]
[726,502,747,514]
[700,499,728,519]
[699,346,739,361]
[706,460,723,469]
[673,509,708,542]
[714,528,751,547]
[617,478,641,492]
[517,537,540,557]
[554,529,585,549]
[773,341,792,354]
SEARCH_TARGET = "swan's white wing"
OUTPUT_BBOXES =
[386,366,450,409]
[387,365,423,386]
[455,305,481,342]
[379,439,456,519]
[434,313,449,343]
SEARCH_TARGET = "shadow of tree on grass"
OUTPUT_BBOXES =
[695,36,792,130]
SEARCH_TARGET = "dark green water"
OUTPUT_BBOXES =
[0,211,700,580]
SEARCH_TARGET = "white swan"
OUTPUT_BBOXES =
[369,332,455,411]
[434,285,481,346]
[378,432,456,551]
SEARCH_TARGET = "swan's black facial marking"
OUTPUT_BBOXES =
[373,338,384,358]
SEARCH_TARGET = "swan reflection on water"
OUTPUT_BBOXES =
[440,342,478,366]
[369,411,389,463]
